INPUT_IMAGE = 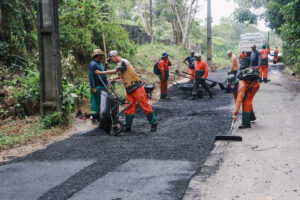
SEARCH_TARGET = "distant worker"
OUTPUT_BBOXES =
[158,52,172,99]
[239,51,247,61]
[250,44,260,69]
[274,47,279,64]
[89,49,108,124]
[96,50,158,132]
[227,50,238,76]
[227,70,260,129]
[183,50,195,79]
[259,43,270,83]
[189,53,213,100]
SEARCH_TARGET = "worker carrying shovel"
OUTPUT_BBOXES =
[96,50,158,132]
[189,53,213,100]
[227,70,260,129]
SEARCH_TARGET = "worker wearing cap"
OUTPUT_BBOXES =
[259,43,270,83]
[183,50,195,79]
[227,74,260,129]
[89,49,108,123]
[158,52,172,99]
[274,47,279,63]
[250,44,260,69]
[96,50,157,132]
[227,50,238,76]
[189,53,213,100]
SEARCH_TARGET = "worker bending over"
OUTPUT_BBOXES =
[274,47,279,64]
[227,50,238,76]
[227,71,260,129]
[259,43,270,83]
[183,50,195,79]
[189,53,213,100]
[96,50,157,132]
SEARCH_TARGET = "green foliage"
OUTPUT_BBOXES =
[233,0,300,72]
[59,0,136,64]
[13,71,40,106]
[41,111,67,129]
[233,8,258,24]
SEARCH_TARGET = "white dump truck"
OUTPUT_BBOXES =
[239,33,265,69]
[239,33,265,53]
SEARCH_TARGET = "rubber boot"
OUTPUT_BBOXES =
[123,114,134,132]
[263,78,268,83]
[208,92,213,99]
[259,78,263,83]
[250,109,256,121]
[239,112,251,129]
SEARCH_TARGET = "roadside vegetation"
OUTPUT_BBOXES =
[0,0,286,149]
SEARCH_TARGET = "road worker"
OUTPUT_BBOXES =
[227,50,238,76]
[189,53,213,100]
[239,51,247,61]
[274,47,279,63]
[89,49,108,124]
[158,52,172,99]
[96,50,157,132]
[259,43,270,83]
[227,71,260,129]
[183,50,195,79]
[250,44,260,69]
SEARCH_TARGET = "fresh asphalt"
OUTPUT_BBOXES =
[0,68,233,200]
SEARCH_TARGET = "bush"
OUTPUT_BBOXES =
[41,111,68,129]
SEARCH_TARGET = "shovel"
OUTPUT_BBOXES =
[215,120,242,141]
[171,71,217,88]
[181,71,226,90]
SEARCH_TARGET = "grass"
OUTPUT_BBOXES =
[0,116,63,150]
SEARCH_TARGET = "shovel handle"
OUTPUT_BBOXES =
[228,120,235,135]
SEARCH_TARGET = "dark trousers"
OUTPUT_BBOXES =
[192,78,212,96]
[231,70,238,76]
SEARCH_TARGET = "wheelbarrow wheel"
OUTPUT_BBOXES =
[110,121,123,136]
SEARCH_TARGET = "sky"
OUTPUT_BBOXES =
[197,0,269,31]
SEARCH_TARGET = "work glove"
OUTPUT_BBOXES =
[92,88,97,94]
[227,71,231,75]
[232,114,237,122]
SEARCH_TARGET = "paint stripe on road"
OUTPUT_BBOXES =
[70,159,197,200]
[0,160,94,200]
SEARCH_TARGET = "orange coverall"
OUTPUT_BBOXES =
[158,59,171,98]
[259,48,270,80]
[274,49,279,62]
[233,80,260,125]
[239,52,247,61]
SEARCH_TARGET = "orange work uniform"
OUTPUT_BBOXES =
[192,59,212,97]
[274,49,279,62]
[233,80,260,125]
[259,48,270,81]
[158,59,171,98]
[116,58,157,128]
[239,52,247,61]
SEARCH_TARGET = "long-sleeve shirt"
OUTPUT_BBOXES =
[194,59,209,79]
[250,50,260,67]
[89,60,107,88]
[158,59,171,80]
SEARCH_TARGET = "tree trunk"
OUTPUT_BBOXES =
[149,0,153,42]
[182,0,196,47]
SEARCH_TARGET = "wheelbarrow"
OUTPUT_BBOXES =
[144,82,156,99]
[97,75,128,136]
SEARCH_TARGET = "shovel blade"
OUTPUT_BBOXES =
[215,135,242,141]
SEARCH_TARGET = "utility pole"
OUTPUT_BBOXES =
[207,0,212,67]
[37,0,62,116]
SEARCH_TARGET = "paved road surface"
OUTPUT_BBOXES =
[0,68,232,200]
[184,64,300,199]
